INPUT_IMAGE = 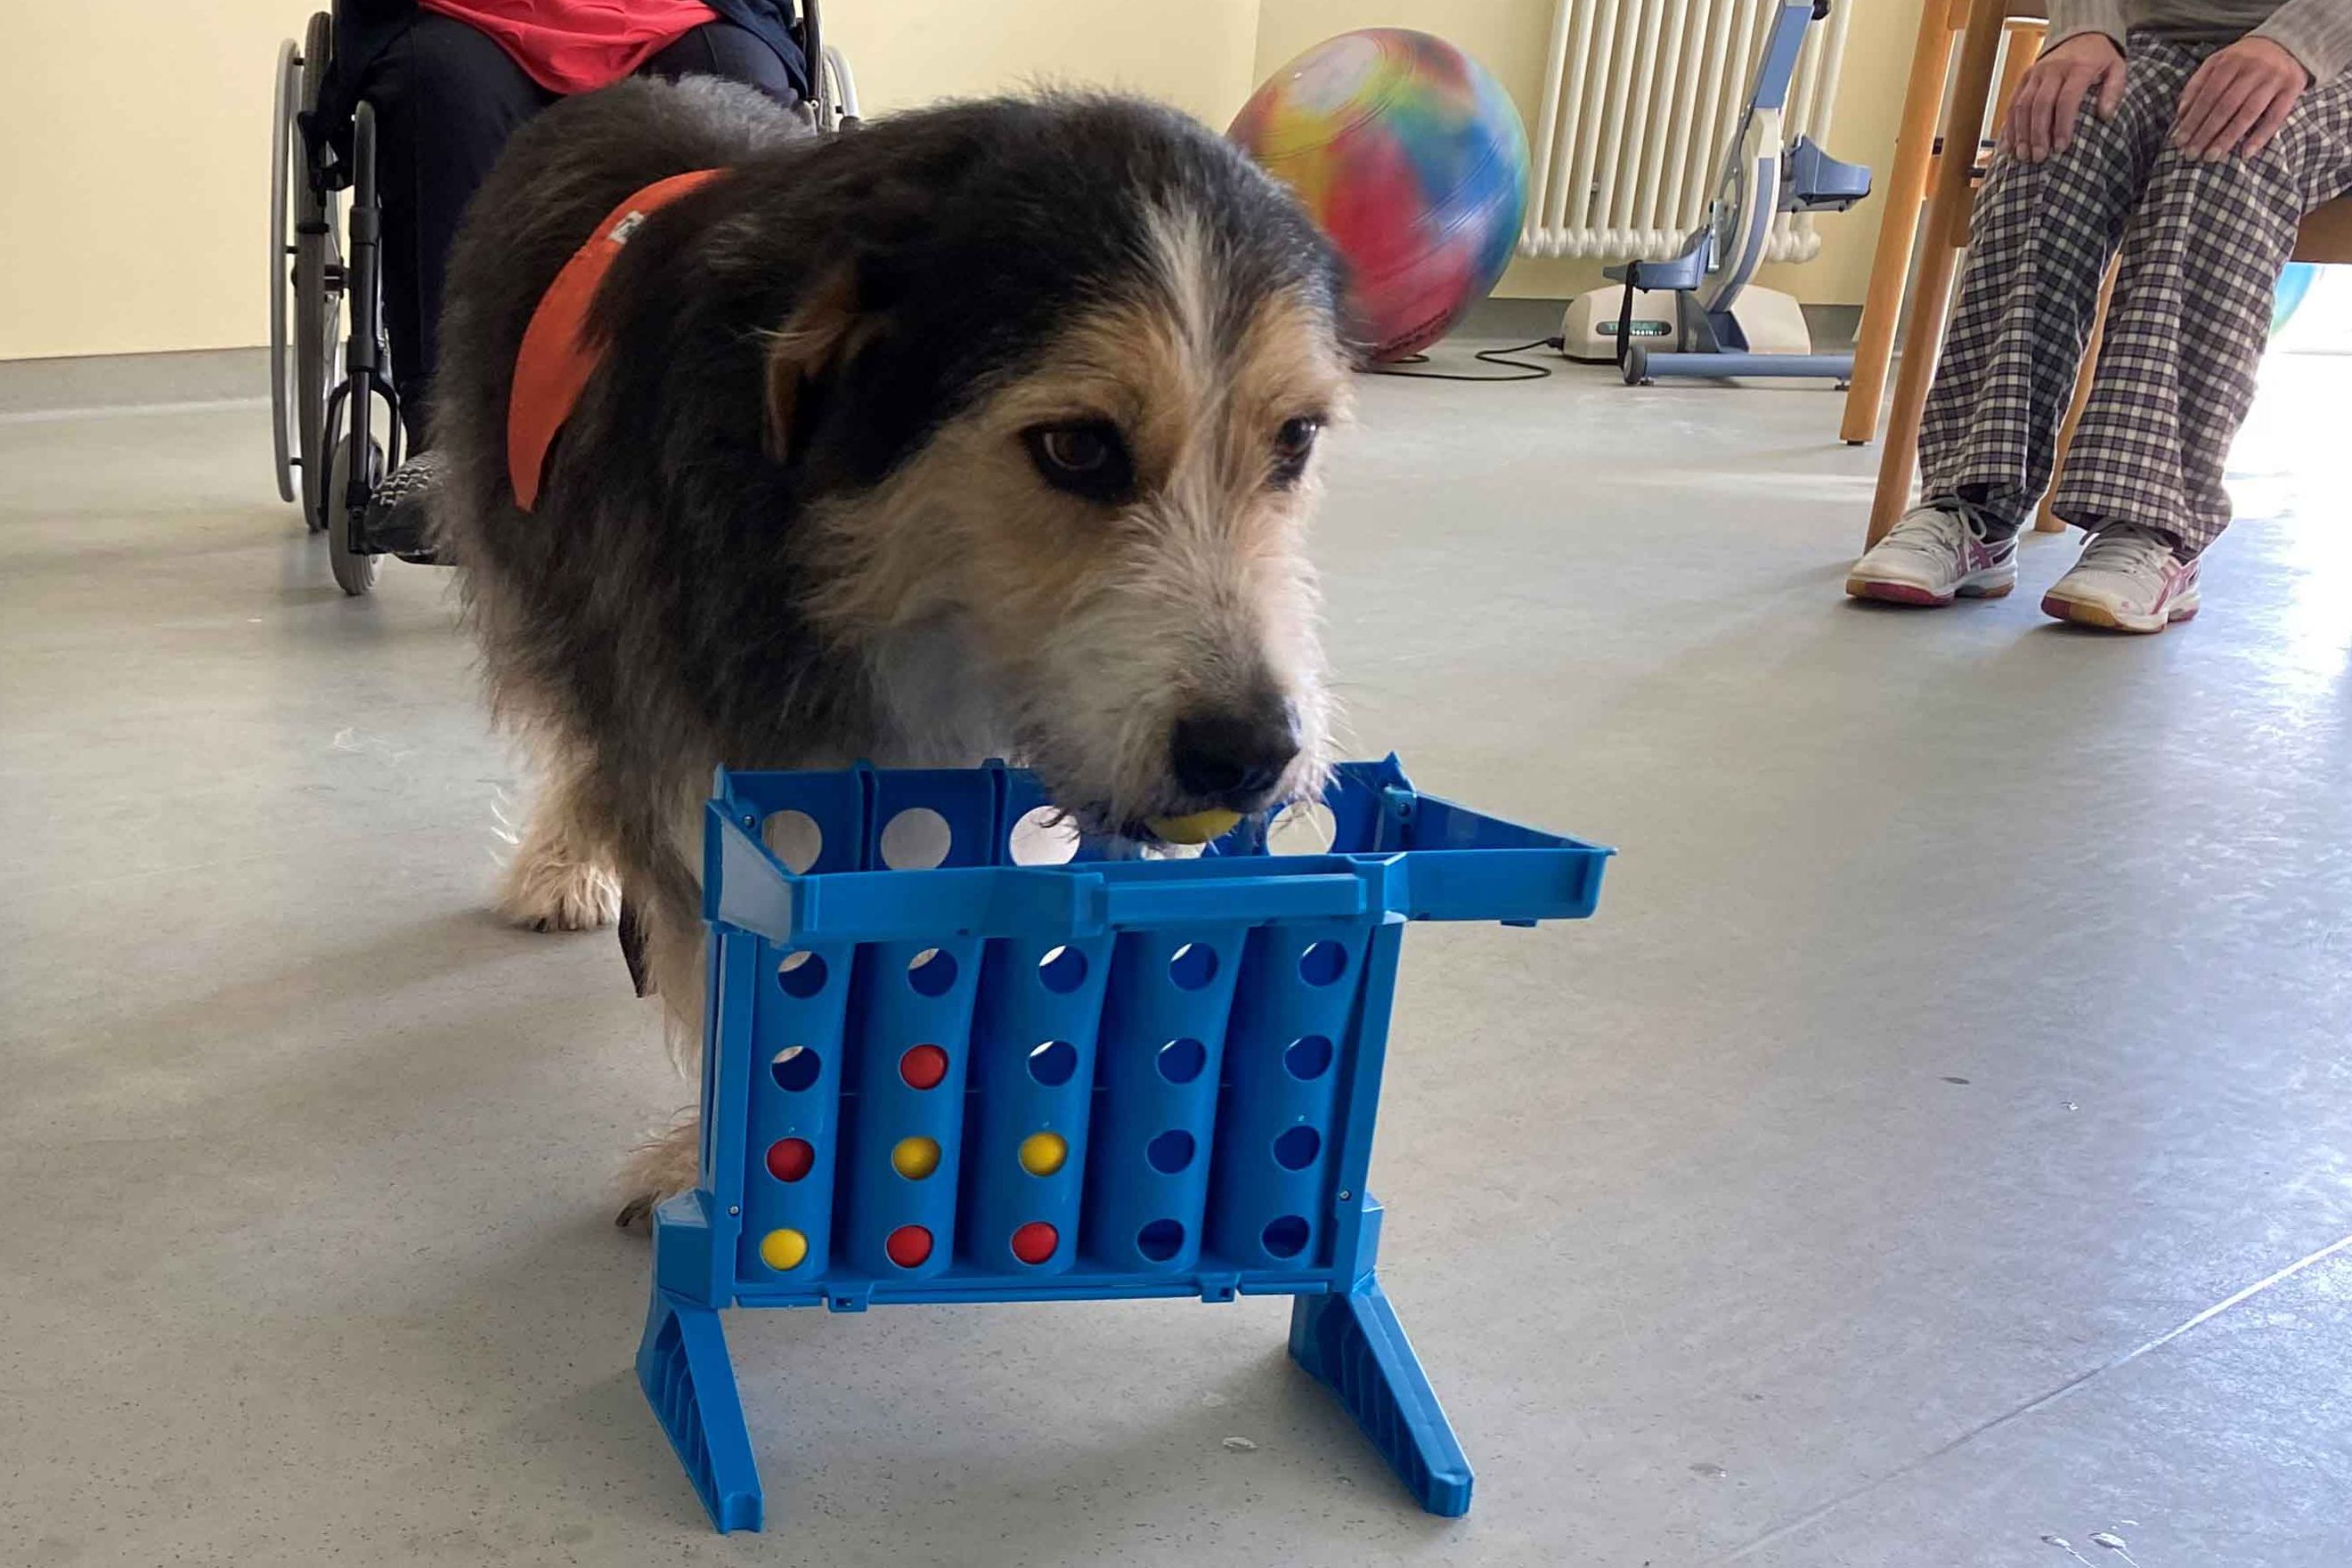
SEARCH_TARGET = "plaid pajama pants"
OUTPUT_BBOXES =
[1919,37,2352,557]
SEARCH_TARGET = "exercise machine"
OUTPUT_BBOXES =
[1559,0,1872,385]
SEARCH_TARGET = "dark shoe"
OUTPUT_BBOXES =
[364,449,446,562]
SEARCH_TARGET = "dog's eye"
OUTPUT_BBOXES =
[1269,416,1323,488]
[1022,421,1135,504]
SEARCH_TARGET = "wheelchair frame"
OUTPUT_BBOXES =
[267,4,860,596]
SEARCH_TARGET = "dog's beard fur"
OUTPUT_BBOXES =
[799,208,1348,834]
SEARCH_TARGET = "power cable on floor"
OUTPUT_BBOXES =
[1366,336,1560,382]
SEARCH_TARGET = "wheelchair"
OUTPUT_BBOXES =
[266,4,861,595]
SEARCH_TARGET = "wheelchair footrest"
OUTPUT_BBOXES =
[357,505,437,562]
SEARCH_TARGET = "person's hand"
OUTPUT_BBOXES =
[2002,34,2128,163]
[2172,37,2310,159]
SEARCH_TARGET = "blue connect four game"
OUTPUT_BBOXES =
[638,757,1611,1531]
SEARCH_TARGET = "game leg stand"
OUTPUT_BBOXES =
[636,757,1612,1531]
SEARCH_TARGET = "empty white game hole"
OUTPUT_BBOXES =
[880,807,953,870]
[1008,806,1080,865]
[1266,800,1336,855]
[761,810,825,874]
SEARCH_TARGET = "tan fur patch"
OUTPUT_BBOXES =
[762,265,866,463]
[793,197,1348,827]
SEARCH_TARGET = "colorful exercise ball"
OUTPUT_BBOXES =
[1231,28,1529,362]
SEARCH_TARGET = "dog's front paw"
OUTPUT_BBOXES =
[615,1114,702,1228]
[496,849,621,932]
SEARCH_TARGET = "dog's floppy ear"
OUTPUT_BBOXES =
[762,264,867,463]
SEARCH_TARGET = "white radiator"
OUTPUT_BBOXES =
[1521,0,1851,263]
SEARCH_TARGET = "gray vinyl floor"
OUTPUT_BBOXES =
[4,343,2348,1568]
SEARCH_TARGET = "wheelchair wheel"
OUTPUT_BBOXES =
[817,45,860,133]
[327,430,384,597]
[267,37,301,507]
[294,12,345,533]
[321,389,385,597]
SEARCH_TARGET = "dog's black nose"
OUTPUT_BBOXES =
[1170,697,1301,808]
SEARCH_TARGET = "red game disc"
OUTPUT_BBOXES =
[1010,1222,1058,1265]
[885,1224,933,1268]
[899,1044,949,1090]
[764,1138,815,1182]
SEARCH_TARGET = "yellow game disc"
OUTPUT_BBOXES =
[891,1135,941,1180]
[1018,1130,1068,1176]
[1148,808,1242,845]
[759,1227,809,1271]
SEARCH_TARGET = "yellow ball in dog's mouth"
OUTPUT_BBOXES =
[1147,808,1243,845]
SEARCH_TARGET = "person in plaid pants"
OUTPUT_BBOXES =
[1848,1,2352,632]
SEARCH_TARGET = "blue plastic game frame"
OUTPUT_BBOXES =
[637,756,1611,1531]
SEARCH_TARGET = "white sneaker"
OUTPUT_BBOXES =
[2040,525,2201,633]
[1845,501,2020,606]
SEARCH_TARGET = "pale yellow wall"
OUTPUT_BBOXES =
[1250,0,1924,306]
[0,2,1262,362]
[0,3,320,360]
[834,0,1262,126]
[0,0,1912,359]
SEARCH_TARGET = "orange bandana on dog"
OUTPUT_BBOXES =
[508,167,723,511]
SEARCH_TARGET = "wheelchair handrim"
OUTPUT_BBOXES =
[268,37,298,505]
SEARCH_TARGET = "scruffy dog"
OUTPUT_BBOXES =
[430,77,1348,1214]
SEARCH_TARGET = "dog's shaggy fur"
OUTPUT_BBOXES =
[430,79,1350,1212]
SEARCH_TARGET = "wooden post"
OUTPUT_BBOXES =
[1866,0,2014,547]
[1839,0,1962,446]
[1993,21,2047,122]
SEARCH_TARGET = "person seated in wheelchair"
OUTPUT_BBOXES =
[313,0,810,530]
[1845,0,2352,633]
